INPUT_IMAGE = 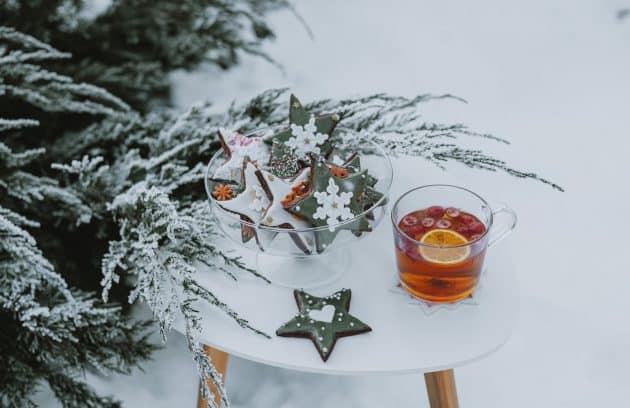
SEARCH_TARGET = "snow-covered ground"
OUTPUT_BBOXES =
[40,0,630,406]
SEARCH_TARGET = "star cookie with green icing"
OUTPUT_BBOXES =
[276,288,371,362]
[286,158,369,253]
[265,94,341,178]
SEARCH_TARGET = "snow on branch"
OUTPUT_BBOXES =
[0,26,130,115]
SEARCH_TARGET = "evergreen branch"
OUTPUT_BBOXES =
[0,26,130,115]
[0,118,39,133]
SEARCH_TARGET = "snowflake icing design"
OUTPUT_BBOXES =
[286,116,329,159]
[313,178,354,231]
[249,185,270,212]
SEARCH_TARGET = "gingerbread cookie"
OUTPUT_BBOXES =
[265,94,340,178]
[256,167,313,254]
[286,159,370,253]
[276,288,371,362]
[214,128,269,182]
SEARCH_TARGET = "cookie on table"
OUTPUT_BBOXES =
[276,288,371,362]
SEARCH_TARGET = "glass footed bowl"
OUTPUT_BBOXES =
[205,126,393,289]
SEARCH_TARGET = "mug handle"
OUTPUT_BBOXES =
[487,203,517,247]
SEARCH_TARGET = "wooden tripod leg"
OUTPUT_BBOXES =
[197,345,229,408]
[424,369,459,408]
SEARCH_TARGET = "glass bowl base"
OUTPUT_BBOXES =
[256,250,350,289]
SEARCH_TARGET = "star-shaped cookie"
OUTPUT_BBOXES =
[256,168,313,254]
[265,94,341,178]
[286,158,369,253]
[276,289,371,362]
[217,160,275,246]
[214,128,269,182]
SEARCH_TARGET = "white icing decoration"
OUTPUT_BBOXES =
[218,162,269,223]
[214,129,269,181]
[258,168,310,230]
[308,305,335,323]
[331,155,345,165]
[286,116,329,159]
[313,178,354,231]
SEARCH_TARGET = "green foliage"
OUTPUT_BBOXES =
[0,27,155,408]
[1,0,290,110]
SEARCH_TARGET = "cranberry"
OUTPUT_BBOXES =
[426,206,445,217]
[460,214,474,224]
[401,215,418,226]
[469,221,484,234]
[445,207,460,218]
[404,224,425,237]
[455,225,470,235]
[421,217,435,227]
[436,219,452,229]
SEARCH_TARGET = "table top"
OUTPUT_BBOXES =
[174,159,519,375]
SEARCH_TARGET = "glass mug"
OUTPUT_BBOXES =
[391,185,517,303]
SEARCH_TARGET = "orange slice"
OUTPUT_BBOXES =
[418,229,470,264]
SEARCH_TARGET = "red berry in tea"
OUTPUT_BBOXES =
[468,221,484,234]
[436,219,452,229]
[397,206,486,242]
[401,215,418,226]
[426,206,444,218]
[421,217,435,228]
[445,207,460,218]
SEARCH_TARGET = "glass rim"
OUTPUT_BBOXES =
[205,125,394,233]
[390,184,493,248]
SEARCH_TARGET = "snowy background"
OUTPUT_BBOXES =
[39,0,630,406]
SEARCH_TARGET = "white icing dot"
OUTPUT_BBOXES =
[295,206,301,211]
[338,318,342,321]
[308,300,313,304]
[323,347,328,352]
[318,336,323,341]
[321,326,325,330]
[297,323,301,327]
[310,320,314,323]
[337,312,343,316]
[350,322,354,326]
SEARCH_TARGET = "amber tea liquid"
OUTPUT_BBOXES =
[394,206,487,302]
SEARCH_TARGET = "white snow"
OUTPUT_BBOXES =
[39,0,630,406]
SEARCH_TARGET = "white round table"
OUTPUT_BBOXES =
[176,159,519,407]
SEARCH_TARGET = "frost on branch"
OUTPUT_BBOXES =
[0,26,130,115]
[102,184,269,407]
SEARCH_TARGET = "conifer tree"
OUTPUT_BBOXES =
[0,27,155,408]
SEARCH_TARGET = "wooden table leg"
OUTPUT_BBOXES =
[197,345,229,408]
[424,369,459,408]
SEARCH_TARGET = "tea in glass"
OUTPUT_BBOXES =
[395,206,487,302]
[390,185,517,303]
